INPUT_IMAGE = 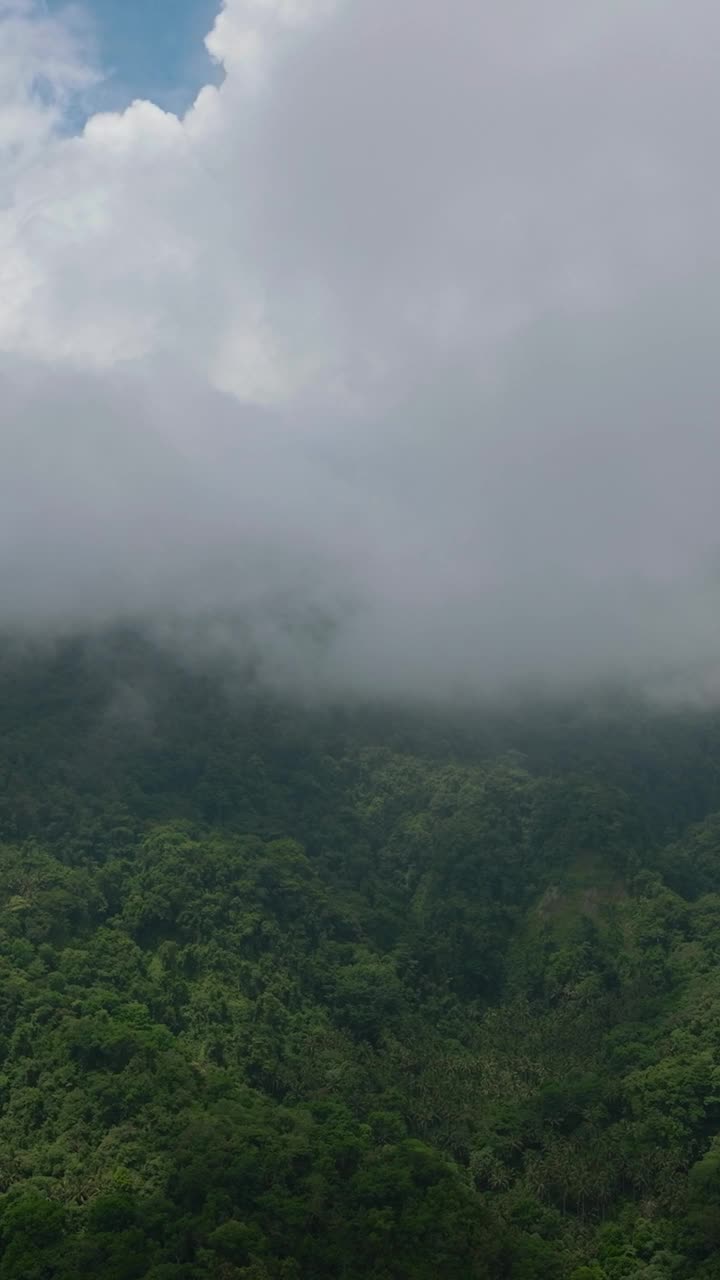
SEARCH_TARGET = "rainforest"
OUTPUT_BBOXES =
[0,631,719,1278]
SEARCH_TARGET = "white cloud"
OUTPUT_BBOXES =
[2,0,720,698]
[206,0,338,81]
[0,0,96,170]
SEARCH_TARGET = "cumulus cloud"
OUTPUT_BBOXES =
[2,0,720,698]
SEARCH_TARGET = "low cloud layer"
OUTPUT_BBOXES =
[2,0,720,699]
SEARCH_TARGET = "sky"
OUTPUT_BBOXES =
[2,0,720,702]
[43,0,221,115]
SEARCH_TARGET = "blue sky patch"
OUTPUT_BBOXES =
[46,0,222,117]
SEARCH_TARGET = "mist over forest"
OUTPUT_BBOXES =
[3,0,720,700]
[4,1,720,1277]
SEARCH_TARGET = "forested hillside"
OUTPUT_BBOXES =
[2,633,720,1277]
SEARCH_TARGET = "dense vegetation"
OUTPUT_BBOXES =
[2,630,720,1277]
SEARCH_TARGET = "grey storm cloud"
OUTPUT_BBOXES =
[2,0,720,699]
